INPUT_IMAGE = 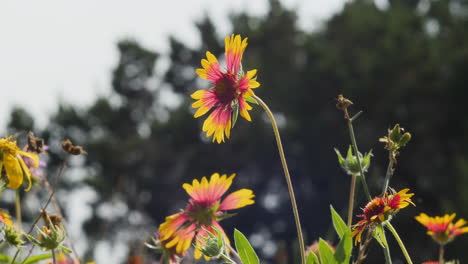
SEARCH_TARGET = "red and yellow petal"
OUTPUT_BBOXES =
[238,97,252,122]
[219,189,255,210]
[225,34,248,75]
[196,52,223,82]
[183,173,236,204]
[191,90,218,118]
[159,212,190,241]
[164,223,196,255]
[201,107,232,143]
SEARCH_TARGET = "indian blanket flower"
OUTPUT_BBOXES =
[158,173,255,260]
[192,34,260,143]
[352,189,414,244]
[0,136,39,191]
[415,213,468,245]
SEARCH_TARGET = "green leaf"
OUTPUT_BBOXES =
[319,238,336,264]
[330,205,349,239]
[234,229,259,264]
[306,251,320,264]
[245,96,258,105]
[0,254,13,263]
[231,104,239,128]
[334,148,345,169]
[23,254,53,264]
[333,230,352,264]
[372,225,388,248]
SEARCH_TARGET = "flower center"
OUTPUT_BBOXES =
[215,73,238,104]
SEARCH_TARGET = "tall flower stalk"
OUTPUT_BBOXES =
[253,95,306,264]
[192,34,306,264]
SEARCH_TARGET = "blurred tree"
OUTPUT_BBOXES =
[7,0,468,263]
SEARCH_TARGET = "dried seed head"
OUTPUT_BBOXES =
[336,94,353,111]
[27,132,46,153]
[62,139,87,155]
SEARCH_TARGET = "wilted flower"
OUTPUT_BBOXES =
[352,189,414,244]
[0,136,39,191]
[415,213,468,245]
[192,34,260,143]
[158,173,255,260]
[27,215,66,251]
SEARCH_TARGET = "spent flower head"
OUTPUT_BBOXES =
[334,146,372,176]
[158,173,255,260]
[192,34,260,143]
[415,213,468,245]
[0,136,39,191]
[352,189,414,244]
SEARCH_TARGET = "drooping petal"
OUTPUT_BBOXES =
[159,212,191,241]
[4,153,23,189]
[219,189,255,210]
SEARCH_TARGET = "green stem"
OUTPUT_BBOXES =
[51,249,56,264]
[347,173,357,227]
[345,112,372,201]
[254,95,306,264]
[220,253,237,264]
[15,189,22,231]
[381,230,393,264]
[381,157,395,196]
[386,222,413,264]
[439,245,444,264]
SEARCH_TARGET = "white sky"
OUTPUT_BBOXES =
[0,0,347,262]
[0,0,346,132]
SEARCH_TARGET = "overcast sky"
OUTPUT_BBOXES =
[0,0,347,132]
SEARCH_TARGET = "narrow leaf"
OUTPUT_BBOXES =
[319,238,336,264]
[372,225,388,248]
[23,254,53,264]
[0,254,13,263]
[306,251,320,264]
[234,229,259,264]
[245,96,258,105]
[334,230,352,264]
[231,104,239,128]
[330,205,349,239]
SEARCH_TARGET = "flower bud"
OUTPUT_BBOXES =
[196,228,225,258]
[4,226,25,247]
[335,146,372,176]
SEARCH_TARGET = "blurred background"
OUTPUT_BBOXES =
[2,0,468,263]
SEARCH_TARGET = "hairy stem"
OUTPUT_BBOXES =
[254,95,306,264]
[12,156,69,264]
[381,230,393,264]
[52,249,56,264]
[344,109,372,201]
[381,156,395,196]
[347,173,357,227]
[439,245,445,264]
[226,243,242,263]
[15,189,22,232]
[386,222,413,264]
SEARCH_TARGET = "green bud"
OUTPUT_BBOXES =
[196,227,225,258]
[389,124,402,143]
[27,224,66,250]
[399,132,411,147]
[334,146,372,176]
[4,226,25,247]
